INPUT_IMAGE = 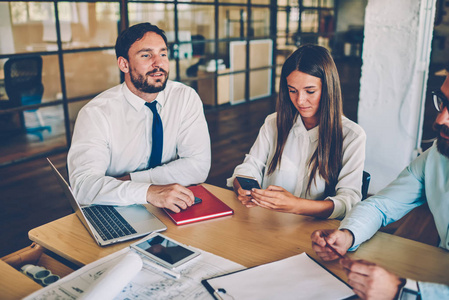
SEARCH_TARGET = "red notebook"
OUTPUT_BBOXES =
[163,185,234,225]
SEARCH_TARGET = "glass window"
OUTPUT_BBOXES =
[179,42,216,81]
[277,8,299,48]
[218,0,246,4]
[252,0,270,4]
[128,2,175,33]
[0,103,67,165]
[1,2,56,54]
[251,8,270,38]
[63,50,119,100]
[41,55,62,103]
[177,5,215,40]
[303,0,319,6]
[301,9,319,33]
[219,6,247,39]
[0,54,61,107]
[61,2,120,50]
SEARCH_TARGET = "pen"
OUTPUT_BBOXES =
[325,240,345,259]
[142,259,181,279]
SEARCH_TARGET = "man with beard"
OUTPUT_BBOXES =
[67,23,211,213]
[311,73,449,300]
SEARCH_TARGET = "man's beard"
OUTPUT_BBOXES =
[130,68,168,94]
[434,123,449,158]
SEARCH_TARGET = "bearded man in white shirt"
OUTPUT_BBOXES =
[68,23,211,213]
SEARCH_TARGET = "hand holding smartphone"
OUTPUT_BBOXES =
[236,176,261,191]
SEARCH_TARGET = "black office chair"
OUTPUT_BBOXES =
[4,55,51,140]
[361,171,371,200]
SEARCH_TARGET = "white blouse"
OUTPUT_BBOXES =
[227,113,366,219]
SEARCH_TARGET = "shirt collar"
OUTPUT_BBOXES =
[292,115,319,142]
[122,82,167,111]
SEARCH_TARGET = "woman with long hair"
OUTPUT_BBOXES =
[227,44,366,219]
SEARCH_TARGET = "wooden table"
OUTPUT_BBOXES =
[28,184,449,289]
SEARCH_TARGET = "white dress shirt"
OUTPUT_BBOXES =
[68,81,211,206]
[227,113,366,219]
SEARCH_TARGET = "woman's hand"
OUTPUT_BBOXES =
[250,185,301,213]
[251,185,334,217]
[232,177,257,208]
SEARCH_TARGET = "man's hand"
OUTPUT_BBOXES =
[311,229,354,261]
[341,258,403,300]
[250,185,303,213]
[233,177,257,208]
[147,184,194,213]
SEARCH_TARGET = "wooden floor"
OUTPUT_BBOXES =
[0,59,440,258]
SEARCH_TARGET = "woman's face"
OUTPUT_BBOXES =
[287,70,322,130]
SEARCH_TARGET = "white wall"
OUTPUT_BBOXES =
[358,0,436,193]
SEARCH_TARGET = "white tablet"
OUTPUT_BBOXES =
[130,233,200,269]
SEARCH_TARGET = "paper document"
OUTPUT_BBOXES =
[203,252,355,300]
[24,246,244,300]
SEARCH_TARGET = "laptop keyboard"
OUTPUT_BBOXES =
[82,205,137,241]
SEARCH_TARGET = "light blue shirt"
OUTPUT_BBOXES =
[339,143,449,299]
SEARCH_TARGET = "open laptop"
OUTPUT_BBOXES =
[47,158,167,246]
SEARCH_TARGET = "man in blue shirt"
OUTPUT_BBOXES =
[311,73,449,300]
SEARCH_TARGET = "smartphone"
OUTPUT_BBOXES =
[194,197,202,205]
[236,176,261,190]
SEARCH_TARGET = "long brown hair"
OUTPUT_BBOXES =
[267,44,343,196]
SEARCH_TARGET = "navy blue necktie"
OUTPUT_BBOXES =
[145,101,163,168]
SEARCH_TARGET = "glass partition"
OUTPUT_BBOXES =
[219,6,247,39]
[63,50,119,100]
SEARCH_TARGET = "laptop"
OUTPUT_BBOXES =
[47,158,167,246]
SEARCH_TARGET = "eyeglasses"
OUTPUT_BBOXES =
[432,90,449,112]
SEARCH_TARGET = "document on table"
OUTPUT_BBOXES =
[24,246,244,300]
[203,252,355,300]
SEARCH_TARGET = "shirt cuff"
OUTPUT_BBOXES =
[327,197,345,219]
[226,176,235,188]
[131,182,152,205]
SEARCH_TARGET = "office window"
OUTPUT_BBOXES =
[60,2,120,50]
[301,9,319,33]
[219,0,246,4]
[179,41,216,82]
[177,5,215,40]
[252,0,271,4]
[251,7,270,38]
[220,6,247,39]
[63,50,119,102]
[303,0,334,8]
[128,3,175,33]
[0,0,277,166]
